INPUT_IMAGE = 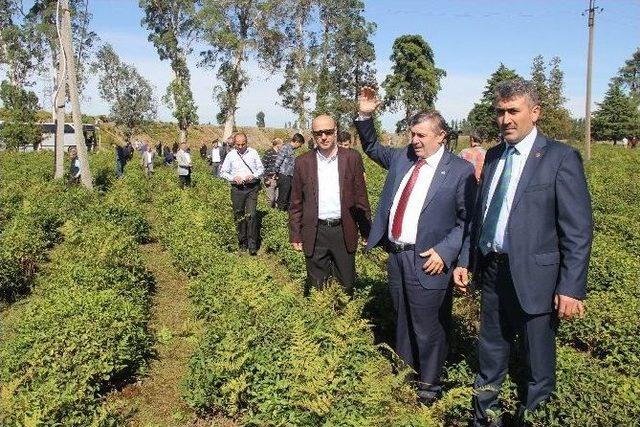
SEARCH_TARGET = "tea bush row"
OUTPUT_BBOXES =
[147,166,436,426]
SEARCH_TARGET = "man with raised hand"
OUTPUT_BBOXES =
[288,114,371,296]
[453,78,593,426]
[354,87,477,405]
[219,132,264,256]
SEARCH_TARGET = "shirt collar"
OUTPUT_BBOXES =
[423,144,445,167]
[506,126,537,157]
[316,146,338,163]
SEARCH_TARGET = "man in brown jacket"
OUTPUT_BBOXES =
[289,115,371,295]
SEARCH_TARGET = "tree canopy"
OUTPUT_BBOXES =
[592,81,640,142]
[92,44,157,141]
[382,34,445,133]
[466,63,520,141]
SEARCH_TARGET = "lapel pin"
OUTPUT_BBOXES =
[535,152,542,158]
[441,171,446,175]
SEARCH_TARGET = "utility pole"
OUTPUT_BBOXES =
[584,0,602,161]
[59,0,93,188]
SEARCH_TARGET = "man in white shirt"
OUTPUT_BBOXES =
[209,139,223,177]
[219,132,264,255]
[176,142,192,189]
[354,87,477,405]
[288,115,371,295]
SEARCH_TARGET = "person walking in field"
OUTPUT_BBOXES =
[143,144,155,178]
[289,115,371,296]
[219,132,264,255]
[274,133,304,211]
[68,147,81,185]
[176,142,192,189]
[261,137,282,208]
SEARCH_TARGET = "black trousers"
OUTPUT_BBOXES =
[179,173,191,189]
[276,173,292,211]
[473,254,557,426]
[230,184,260,251]
[387,251,452,393]
[305,223,355,295]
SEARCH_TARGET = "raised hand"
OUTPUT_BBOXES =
[358,86,381,116]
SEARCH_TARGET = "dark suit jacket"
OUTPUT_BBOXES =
[461,132,593,314]
[355,118,477,290]
[288,147,371,257]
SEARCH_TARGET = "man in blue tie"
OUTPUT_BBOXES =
[454,79,593,426]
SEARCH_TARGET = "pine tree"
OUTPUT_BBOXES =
[466,63,520,141]
[592,81,640,142]
[382,34,445,133]
[256,111,265,128]
[140,0,199,144]
[199,0,286,140]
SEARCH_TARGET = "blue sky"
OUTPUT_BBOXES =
[31,0,640,131]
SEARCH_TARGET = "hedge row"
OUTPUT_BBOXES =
[0,154,154,425]
[147,163,435,425]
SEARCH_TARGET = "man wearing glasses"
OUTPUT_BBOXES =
[288,115,371,295]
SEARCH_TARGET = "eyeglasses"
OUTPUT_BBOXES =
[312,128,335,137]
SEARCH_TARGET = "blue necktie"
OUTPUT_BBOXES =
[479,145,516,255]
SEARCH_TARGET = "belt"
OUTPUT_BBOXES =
[318,218,342,227]
[232,179,259,189]
[385,242,415,253]
[484,252,509,264]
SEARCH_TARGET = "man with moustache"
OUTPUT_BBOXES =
[219,132,264,255]
[354,87,477,404]
[288,115,371,295]
[453,79,593,426]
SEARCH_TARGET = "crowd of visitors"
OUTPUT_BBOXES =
[95,78,595,426]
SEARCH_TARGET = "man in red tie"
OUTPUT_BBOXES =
[354,87,477,404]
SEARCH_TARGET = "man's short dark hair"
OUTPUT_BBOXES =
[291,133,304,144]
[233,132,248,142]
[494,78,540,107]
[338,131,351,143]
[408,110,447,134]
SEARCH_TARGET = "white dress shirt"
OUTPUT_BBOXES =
[210,146,221,163]
[176,149,192,176]
[388,144,445,244]
[483,127,537,253]
[317,148,342,220]
[219,147,264,182]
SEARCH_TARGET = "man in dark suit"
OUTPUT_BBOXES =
[289,114,371,295]
[354,87,477,404]
[453,78,593,426]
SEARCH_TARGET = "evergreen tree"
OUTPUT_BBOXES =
[542,56,572,139]
[92,44,157,142]
[592,81,640,142]
[278,0,315,130]
[322,0,376,130]
[198,0,287,141]
[0,80,41,150]
[466,63,520,141]
[140,0,199,144]
[615,47,640,103]
[256,111,265,128]
[382,34,445,133]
